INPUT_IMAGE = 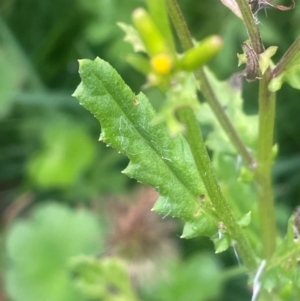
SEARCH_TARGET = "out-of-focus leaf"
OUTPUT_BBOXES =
[151,73,200,136]
[142,253,223,301]
[69,256,138,301]
[269,53,300,92]
[219,0,243,19]
[27,120,96,188]
[118,22,146,53]
[5,203,103,301]
[197,67,258,154]
[0,49,23,117]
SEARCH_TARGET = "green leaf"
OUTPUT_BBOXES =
[238,211,251,228]
[213,234,231,253]
[284,64,300,90]
[5,203,102,301]
[151,72,200,136]
[238,166,254,183]
[269,53,300,92]
[0,48,23,117]
[27,120,96,189]
[73,57,214,230]
[181,214,217,239]
[268,73,284,92]
[69,256,138,301]
[262,241,300,299]
[259,46,277,75]
[197,68,258,154]
[142,253,222,301]
[123,53,151,75]
[213,153,259,247]
[117,22,146,53]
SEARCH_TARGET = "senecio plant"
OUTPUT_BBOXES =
[73,0,300,300]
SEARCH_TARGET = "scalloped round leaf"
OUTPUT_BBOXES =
[5,203,102,301]
[27,122,96,189]
[69,256,138,300]
[142,253,222,301]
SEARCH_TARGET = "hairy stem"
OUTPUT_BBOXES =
[235,0,277,258]
[166,0,193,50]
[255,71,277,259]
[234,0,264,54]
[166,0,255,168]
[272,35,300,78]
[195,69,256,167]
[178,106,256,269]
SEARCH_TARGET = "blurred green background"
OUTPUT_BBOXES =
[0,0,299,300]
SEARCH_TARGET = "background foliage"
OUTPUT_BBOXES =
[0,0,299,300]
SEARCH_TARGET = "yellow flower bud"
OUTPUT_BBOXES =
[151,53,173,75]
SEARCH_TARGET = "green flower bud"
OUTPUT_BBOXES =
[178,35,223,71]
[132,8,169,56]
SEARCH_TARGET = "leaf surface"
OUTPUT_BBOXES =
[73,57,216,230]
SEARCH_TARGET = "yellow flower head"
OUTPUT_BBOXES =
[150,53,173,75]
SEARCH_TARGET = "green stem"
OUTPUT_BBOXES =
[167,0,257,268]
[166,0,255,168]
[166,0,193,50]
[272,35,300,78]
[234,0,278,259]
[195,69,256,168]
[255,71,277,259]
[233,0,277,259]
[178,106,256,269]
[234,0,264,54]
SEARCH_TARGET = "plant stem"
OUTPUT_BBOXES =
[234,0,264,54]
[166,0,193,50]
[272,35,300,78]
[166,0,255,168]
[167,0,257,268]
[178,106,256,269]
[195,69,256,167]
[255,71,277,259]
[234,0,277,259]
